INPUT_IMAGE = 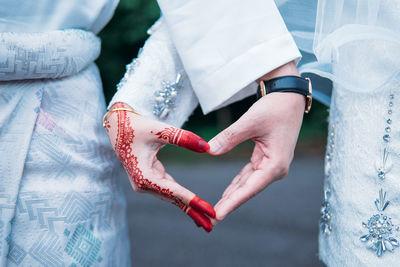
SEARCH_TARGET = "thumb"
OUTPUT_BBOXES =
[208,115,253,155]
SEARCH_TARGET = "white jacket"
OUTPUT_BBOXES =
[110,0,301,126]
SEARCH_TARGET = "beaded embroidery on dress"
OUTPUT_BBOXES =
[319,73,400,266]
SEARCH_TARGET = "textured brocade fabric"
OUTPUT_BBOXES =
[0,65,131,267]
[0,30,101,81]
[0,29,130,266]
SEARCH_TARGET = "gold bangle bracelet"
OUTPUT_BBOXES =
[102,108,140,128]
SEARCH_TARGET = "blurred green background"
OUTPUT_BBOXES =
[97,0,329,161]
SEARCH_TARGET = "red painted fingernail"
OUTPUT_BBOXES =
[190,196,216,218]
[177,131,209,153]
[187,208,213,233]
[203,221,213,233]
[198,140,210,153]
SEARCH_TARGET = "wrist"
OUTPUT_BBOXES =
[255,66,312,113]
[256,61,299,83]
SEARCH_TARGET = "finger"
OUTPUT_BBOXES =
[189,195,216,219]
[136,177,215,232]
[164,172,176,182]
[215,168,274,221]
[222,145,265,199]
[221,163,252,198]
[185,206,213,232]
[152,126,209,153]
[210,217,219,226]
[137,170,216,219]
[208,114,254,155]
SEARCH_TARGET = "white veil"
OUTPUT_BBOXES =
[276,0,400,106]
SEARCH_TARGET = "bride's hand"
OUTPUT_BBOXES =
[105,102,215,232]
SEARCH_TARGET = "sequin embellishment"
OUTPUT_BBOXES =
[320,190,332,235]
[153,73,183,119]
[116,59,139,91]
[360,190,399,257]
[360,93,399,257]
[320,124,335,235]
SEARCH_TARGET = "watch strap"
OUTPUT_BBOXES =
[257,75,312,113]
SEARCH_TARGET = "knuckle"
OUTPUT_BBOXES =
[279,165,290,179]
[133,181,147,192]
[132,186,143,193]
[136,183,146,191]
[271,160,290,180]
[220,127,241,146]
[221,128,235,142]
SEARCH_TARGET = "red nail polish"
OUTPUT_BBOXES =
[203,222,213,233]
[190,196,216,218]
[187,207,213,232]
[198,140,210,153]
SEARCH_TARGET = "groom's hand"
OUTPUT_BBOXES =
[105,102,216,232]
[208,62,305,223]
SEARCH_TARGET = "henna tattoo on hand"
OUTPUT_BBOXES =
[104,120,111,133]
[114,109,184,204]
[111,104,214,232]
[154,127,210,153]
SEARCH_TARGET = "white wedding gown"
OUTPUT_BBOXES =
[312,1,400,265]
[279,0,400,265]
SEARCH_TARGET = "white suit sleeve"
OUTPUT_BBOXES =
[157,0,301,114]
[108,19,198,127]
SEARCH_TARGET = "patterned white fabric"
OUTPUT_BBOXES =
[0,64,130,267]
[0,0,131,265]
[0,0,118,34]
[309,1,400,265]
[0,30,100,81]
[320,73,400,266]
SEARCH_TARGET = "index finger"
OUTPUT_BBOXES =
[143,178,216,232]
[152,126,210,153]
[214,167,275,221]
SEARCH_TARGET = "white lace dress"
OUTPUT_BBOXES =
[299,1,400,265]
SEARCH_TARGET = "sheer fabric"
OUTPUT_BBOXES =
[277,1,400,265]
[277,0,400,106]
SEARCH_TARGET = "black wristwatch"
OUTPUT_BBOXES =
[256,75,312,113]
